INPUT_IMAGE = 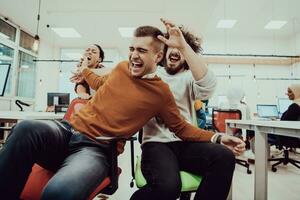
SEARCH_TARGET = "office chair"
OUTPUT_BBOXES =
[268,136,300,172]
[20,98,127,200]
[130,129,203,200]
[212,108,252,174]
[15,100,31,111]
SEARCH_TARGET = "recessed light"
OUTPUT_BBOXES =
[264,21,287,30]
[118,27,136,38]
[216,20,237,29]
[51,28,81,38]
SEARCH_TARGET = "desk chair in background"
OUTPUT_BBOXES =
[268,116,300,172]
[212,108,252,174]
[12,98,126,200]
[130,129,203,200]
[268,136,300,172]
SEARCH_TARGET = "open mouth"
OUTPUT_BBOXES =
[168,53,180,63]
[131,61,143,68]
[87,56,91,61]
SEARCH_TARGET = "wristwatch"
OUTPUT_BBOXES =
[216,135,222,144]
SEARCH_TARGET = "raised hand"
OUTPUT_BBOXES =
[70,70,84,83]
[77,56,89,72]
[220,135,246,156]
[157,18,187,50]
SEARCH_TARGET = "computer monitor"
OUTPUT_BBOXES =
[206,106,213,116]
[0,64,11,96]
[277,98,292,114]
[47,92,70,106]
[256,104,279,118]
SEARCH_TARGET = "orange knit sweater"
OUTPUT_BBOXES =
[70,61,214,153]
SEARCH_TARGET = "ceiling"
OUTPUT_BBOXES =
[1,0,300,57]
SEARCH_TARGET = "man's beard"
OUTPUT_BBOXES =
[165,62,187,75]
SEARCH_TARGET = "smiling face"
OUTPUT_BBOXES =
[164,47,186,75]
[128,36,163,78]
[83,45,101,68]
[287,88,295,100]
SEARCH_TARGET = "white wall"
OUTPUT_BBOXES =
[34,41,60,111]
[208,63,300,113]
[202,36,300,116]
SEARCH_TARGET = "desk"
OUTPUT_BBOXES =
[0,111,65,143]
[226,120,300,200]
[0,111,65,122]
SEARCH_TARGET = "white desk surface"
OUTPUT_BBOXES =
[0,111,65,120]
[226,119,300,137]
[226,119,300,129]
[226,119,300,200]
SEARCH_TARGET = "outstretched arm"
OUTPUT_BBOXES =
[72,56,110,90]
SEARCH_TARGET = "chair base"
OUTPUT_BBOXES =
[269,149,300,172]
[236,158,252,174]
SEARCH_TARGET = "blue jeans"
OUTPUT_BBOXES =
[0,120,110,200]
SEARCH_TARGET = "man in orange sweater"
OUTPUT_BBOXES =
[0,22,244,200]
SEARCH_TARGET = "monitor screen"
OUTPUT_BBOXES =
[206,106,213,116]
[0,64,11,96]
[256,104,279,118]
[277,98,292,114]
[47,93,70,106]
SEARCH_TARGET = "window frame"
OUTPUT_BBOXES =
[0,16,38,101]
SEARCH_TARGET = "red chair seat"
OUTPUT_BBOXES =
[20,165,121,200]
[21,165,54,200]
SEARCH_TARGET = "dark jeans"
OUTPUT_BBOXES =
[131,141,235,200]
[0,120,110,200]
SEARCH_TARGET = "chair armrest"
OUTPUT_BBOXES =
[98,135,137,195]
[0,126,12,131]
[95,136,136,142]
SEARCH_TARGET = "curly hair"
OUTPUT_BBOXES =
[160,26,203,69]
[178,26,203,54]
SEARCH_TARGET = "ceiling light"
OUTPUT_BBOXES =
[32,0,41,52]
[264,20,287,30]
[118,27,135,38]
[216,20,237,29]
[51,28,81,38]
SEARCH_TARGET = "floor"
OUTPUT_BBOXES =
[95,147,300,200]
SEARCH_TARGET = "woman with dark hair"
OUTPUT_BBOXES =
[74,44,105,99]
[281,84,300,120]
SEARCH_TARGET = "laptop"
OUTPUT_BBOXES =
[256,104,279,120]
[206,106,213,117]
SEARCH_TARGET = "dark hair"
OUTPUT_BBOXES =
[161,26,203,69]
[134,26,164,51]
[178,26,202,54]
[93,44,105,62]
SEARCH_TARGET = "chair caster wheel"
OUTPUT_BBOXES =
[247,169,252,174]
[272,167,277,172]
[130,181,134,188]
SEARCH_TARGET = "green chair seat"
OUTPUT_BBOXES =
[134,157,203,192]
